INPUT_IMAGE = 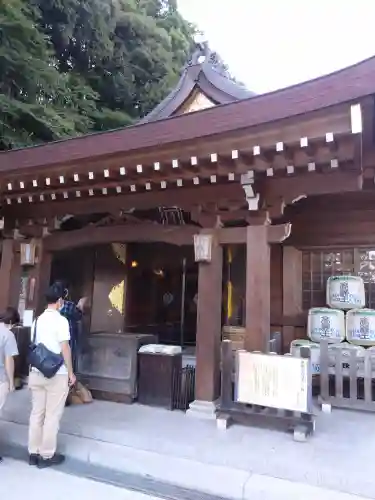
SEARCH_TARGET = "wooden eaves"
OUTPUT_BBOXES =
[1,54,375,174]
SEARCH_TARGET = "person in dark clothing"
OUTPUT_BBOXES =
[53,282,86,373]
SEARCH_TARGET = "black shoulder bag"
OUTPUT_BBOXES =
[28,317,64,378]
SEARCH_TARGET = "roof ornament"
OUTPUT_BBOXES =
[140,34,254,123]
[186,39,230,78]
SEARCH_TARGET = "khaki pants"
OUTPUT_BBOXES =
[0,381,9,415]
[28,372,69,459]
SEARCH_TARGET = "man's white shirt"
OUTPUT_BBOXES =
[30,309,70,375]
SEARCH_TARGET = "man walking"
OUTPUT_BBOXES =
[28,284,76,468]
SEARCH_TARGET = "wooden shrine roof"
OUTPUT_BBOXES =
[139,42,255,123]
[1,53,375,176]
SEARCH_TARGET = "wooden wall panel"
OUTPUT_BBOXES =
[282,247,303,352]
[286,192,375,248]
[0,240,20,311]
[90,244,127,333]
[270,244,283,324]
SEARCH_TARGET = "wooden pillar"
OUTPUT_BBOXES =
[0,239,20,311]
[282,246,303,352]
[188,233,223,418]
[245,225,270,352]
[27,240,52,315]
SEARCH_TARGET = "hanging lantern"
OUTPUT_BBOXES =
[194,234,213,263]
[20,241,36,266]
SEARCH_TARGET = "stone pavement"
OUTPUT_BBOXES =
[1,389,375,499]
[1,458,370,500]
[2,459,162,500]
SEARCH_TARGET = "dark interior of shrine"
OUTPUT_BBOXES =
[49,241,247,347]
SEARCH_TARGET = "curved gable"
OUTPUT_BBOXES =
[140,42,255,123]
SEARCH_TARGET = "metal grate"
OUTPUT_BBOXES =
[158,207,186,225]
[172,365,196,410]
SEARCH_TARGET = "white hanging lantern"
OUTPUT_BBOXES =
[194,234,213,263]
[20,241,36,266]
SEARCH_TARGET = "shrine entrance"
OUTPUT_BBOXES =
[50,242,199,347]
[126,242,198,346]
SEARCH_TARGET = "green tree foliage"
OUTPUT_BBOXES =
[0,0,195,148]
[0,0,100,149]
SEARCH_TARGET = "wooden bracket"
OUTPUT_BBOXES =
[267,223,292,243]
[246,210,270,226]
[265,198,286,220]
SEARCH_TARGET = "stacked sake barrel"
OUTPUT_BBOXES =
[326,275,375,347]
[291,275,375,374]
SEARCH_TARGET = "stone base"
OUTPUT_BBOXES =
[186,400,218,420]
[321,403,332,414]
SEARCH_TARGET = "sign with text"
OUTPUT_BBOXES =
[235,351,310,413]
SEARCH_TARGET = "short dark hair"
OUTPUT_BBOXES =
[0,307,20,325]
[45,284,63,304]
[52,280,68,299]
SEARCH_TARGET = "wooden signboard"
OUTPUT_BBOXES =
[235,351,311,413]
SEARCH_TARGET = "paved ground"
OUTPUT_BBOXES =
[2,458,371,500]
[1,459,162,500]
[2,390,375,499]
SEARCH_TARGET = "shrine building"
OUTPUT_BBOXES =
[1,42,375,417]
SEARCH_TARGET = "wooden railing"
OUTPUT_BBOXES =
[320,340,375,413]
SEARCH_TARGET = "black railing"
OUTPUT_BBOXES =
[172,365,196,410]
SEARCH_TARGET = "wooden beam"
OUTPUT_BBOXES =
[191,208,222,228]
[264,170,363,205]
[285,191,375,211]
[288,208,375,224]
[44,224,199,251]
[3,183,244,220]
[38,217,295,252]
[288,221,375,247]
[217,224,291,245]
[16,223,44,238]
[5,135,357,201]
[5,165,233,199]
[218,227,246,244]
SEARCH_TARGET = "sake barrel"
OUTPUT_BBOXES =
[326,275,365,310]
[328,342,365,376]
[307,307,345,343]
[346,309,375,346]
[290,339,320,375]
